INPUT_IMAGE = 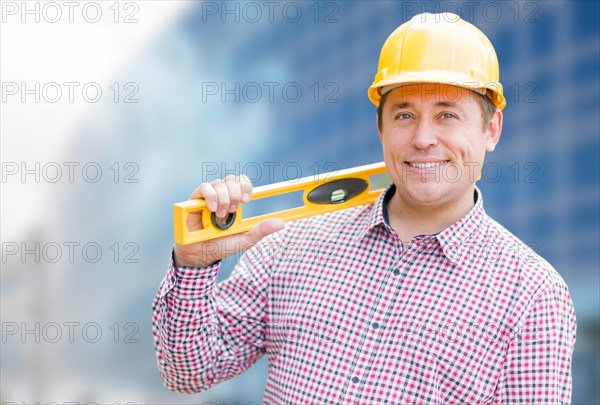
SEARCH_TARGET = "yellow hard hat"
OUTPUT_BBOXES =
[368,12,506,110]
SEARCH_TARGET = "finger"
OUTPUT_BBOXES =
[224,175,242,213]
[239,218,285,249]
[211,179,230,218]
[190,183,218,212]
[175,218,284,267]
[239,174,253,203]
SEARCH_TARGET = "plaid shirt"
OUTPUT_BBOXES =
[153,185,576,404]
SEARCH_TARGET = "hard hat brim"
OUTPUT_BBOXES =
[368,71,506,110]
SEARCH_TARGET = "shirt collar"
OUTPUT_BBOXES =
[435,187,487,264]
[361,184,487,264]
[360,183,395,236]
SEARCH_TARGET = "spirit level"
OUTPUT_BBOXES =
[174,162,389,244]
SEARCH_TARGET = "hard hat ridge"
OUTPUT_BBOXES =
[368,12,506,110]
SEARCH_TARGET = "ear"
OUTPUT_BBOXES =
[485,109,503,152]
[376,112,383,143]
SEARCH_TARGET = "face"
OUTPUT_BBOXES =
[377,84,502,212]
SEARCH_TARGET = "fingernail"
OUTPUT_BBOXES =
[242,193,250,203]
[229,204,237,213]
[209,202,217,211]
[218,209,226,217]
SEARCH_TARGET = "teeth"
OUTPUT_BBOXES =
[409,161,447,169]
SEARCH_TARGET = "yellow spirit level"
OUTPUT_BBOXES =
[174,162,390,244]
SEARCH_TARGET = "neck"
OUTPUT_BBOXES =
[386,187,476,244]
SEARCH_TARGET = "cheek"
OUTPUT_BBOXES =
[443,162,461,179]
[381,129,411,150]
[442,129,485,160]
[470,133,490,158]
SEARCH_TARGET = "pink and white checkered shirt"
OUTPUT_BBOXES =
[152,186,576,404]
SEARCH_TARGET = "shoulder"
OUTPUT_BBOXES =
[485,215,565,284]
[482,214,572,318]
[244,203,374,267]
[276,203,374,244]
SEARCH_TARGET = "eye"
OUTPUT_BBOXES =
[394,112,412,120]
[440,112,458,120]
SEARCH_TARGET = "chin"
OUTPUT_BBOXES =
[401,181,453,205]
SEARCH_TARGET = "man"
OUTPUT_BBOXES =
[153,13,576,403]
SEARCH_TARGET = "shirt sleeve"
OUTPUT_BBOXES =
[151,247,271,393]
[496,280,577,403]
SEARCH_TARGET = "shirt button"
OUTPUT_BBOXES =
[393,268,401,276]
[351,376,360,384]
[371,322,380,330]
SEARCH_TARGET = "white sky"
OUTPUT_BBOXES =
[1,0,190,240]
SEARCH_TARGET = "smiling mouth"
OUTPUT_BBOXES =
[406,161,450,169]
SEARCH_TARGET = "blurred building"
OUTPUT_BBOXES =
[1,1,598,403]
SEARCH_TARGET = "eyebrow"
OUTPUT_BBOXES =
[435,101,466,112]
[389,101,466,113]
[389,102,412,111]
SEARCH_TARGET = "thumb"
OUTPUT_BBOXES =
[240,218,285,249]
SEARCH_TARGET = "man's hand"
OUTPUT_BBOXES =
[173,175,285,268]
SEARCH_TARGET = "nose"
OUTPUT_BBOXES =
[411,119,438,149]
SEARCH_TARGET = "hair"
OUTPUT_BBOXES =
[376,88,498,132]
